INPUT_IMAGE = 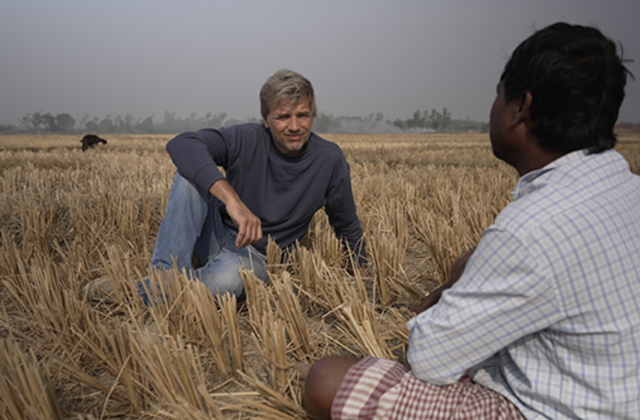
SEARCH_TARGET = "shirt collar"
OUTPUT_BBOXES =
[511,149,589,200]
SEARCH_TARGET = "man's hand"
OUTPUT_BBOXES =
[412,282,448,314]
[412,248,476,314]
[224,199,263,249]
[209,179,263,249]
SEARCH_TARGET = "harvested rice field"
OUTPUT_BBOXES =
[2,131,639,419]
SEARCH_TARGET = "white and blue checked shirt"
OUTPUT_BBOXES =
[407,149,640,419]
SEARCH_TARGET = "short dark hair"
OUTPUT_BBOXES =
[501,22,633,154]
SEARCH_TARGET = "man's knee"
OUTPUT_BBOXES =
[202,269,246,298]
[198,251,264,298]
[238,252,268,283]
[303,356,360,419]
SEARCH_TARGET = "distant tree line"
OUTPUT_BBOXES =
[3,109,496,135]
[2,111,258,135]
[615,122,640,130]
[392,108,452,131]
[2,108,639,136]
[313,112,396,133]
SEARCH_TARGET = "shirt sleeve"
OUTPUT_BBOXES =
[324,162,367,265]
[165,128,230,191]
[407,228,561,385]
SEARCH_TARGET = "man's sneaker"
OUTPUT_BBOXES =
[83,276,118,303]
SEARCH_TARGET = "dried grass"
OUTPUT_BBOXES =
[1,132,638,418]
[0,337,62,420]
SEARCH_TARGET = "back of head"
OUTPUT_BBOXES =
[501,22,632,154]
[260,69,317,120]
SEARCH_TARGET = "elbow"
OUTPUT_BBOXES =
[166,132,188,155]
[406,347,462,386]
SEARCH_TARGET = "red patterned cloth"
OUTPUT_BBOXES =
[331,356,524,420]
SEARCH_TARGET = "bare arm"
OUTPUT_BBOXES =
[413,248,475,314]
[208,179,263,249]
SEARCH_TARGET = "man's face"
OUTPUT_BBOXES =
[264,96,313,157]
[489,81,515,165]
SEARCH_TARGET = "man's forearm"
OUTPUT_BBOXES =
[413,248,475,314]
[208,178,240,205]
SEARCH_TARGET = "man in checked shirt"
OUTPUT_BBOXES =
[303,22,640,420]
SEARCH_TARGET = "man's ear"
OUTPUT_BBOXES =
[263,118,270,129]
[511,91,533,128]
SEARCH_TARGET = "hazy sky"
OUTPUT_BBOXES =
[1,0,639,127]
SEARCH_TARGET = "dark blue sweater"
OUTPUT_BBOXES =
[166,123,366,262]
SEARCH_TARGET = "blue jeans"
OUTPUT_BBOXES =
[139,173,268,305]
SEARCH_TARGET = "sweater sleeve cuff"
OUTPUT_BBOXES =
[192,163,225,192]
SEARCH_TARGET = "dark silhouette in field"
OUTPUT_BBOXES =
[80,134,107,151]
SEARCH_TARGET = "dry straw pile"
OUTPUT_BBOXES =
[1,131,638,419]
